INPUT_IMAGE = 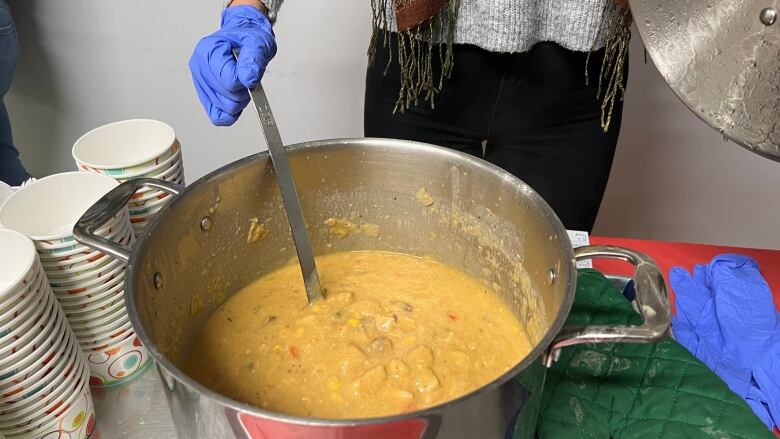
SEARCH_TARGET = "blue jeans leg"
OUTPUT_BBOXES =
[0,0,29,186]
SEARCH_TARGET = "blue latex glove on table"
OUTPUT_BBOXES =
[189,6,276,126]
[670,254,780,430]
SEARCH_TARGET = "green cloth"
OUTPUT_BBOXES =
[538,269,774,439]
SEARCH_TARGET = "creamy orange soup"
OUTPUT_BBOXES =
[185,251,531,418]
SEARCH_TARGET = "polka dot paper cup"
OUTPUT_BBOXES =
[0,230,38,303]
[0,293,68,387]
[114,142,182,182]
[0,270,45,340]
[0,328,76,407]
[56,274,124,306]
[19,387,95,439]
[85,332,150,388]
[0,173,143,392]
[73,120,185,234]
[72,119,176,176]
[63,298,127,329]
[0,284,56,357]
[0,362,93,438]
[0,350,82,424]
[0,173,119,244]
[33,210,130,258]
[0,307,69,392]
[42,252,113,279]
[0,230,95,439]
[72,318,132,348]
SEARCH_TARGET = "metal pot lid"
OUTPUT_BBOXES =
[631,0,780,161]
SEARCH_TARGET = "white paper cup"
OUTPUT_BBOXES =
[71,309,128,337]
[0,286,54,355]
[148,157,182,181]
[130,200,167,226]
[37,245,101,262]
[48,263,125,294]
[0,320,70,389]
[0,182,14,207]
[0,230,37,301]
[128,190,175,214]
[74,319,132,345]
[112,142,182,180]
[0,328,75,404]
[67,304,127,334]
[0,268,44,328]
[57,291,125,320]
[43,253,113,278]
[44,257,123,286]
[0,269,37,320]
[131,165,184,199]
[33,211,129,253]
[85,332,149,388]
[40,249,106,269]
[128,187,173,205]
[18,385,94,439]
[0,332,77,408]
[41,224,132,270]
[0,350,82,424]
[80,324,134,351]
[0,173,118,242]
[72,119,176,172]
[63,298,127,327]
[0,358,87,430]
[36,224,133,262]
[55,274,124,305]
[0,301,67,375]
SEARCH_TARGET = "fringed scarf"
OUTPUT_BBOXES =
[368,0,632,132]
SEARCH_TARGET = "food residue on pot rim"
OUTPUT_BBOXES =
[247,217,269,244]
[190,295,204,316]
[359,223,381,237]
[324,218,381,239]
[415,187,434,207]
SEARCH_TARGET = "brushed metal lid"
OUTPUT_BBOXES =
[632,0,780,161]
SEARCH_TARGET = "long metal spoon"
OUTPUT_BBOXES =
[237,56,323,304]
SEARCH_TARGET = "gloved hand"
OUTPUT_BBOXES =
[670,254,779,430]
[189,5,276,126]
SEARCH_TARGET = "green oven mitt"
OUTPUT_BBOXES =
[537,269,774,439]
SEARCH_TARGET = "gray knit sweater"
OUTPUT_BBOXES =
[260,0,618,53]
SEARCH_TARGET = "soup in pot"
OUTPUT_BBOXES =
[185,251,532,418]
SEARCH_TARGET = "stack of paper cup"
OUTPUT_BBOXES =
[0,229,95,439]
[72,119,185,234]
[0,173,150,388]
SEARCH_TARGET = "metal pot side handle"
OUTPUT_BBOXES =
[73,178,183,263]
[543,245,671,367]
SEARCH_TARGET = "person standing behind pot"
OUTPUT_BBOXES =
[0,0,29,186]
[189,0,631,233]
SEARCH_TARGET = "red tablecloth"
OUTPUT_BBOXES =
[589,236,780,312]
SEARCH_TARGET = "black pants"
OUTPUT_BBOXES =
[364,35,626,233]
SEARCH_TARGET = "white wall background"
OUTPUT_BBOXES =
[6,0,780,249]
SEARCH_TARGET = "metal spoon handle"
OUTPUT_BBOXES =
[237,53,323,304]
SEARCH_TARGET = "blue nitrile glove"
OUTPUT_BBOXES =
[669,265,723,370]
[753,338,780,427]
[670,254,780,430]
[189,6,276,126]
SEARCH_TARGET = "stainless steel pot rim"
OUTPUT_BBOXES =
[125,137,577,426]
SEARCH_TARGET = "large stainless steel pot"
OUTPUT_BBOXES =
[74,138,670,438]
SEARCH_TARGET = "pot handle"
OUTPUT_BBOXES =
[73,178,183,263]
[542,245,671,367]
